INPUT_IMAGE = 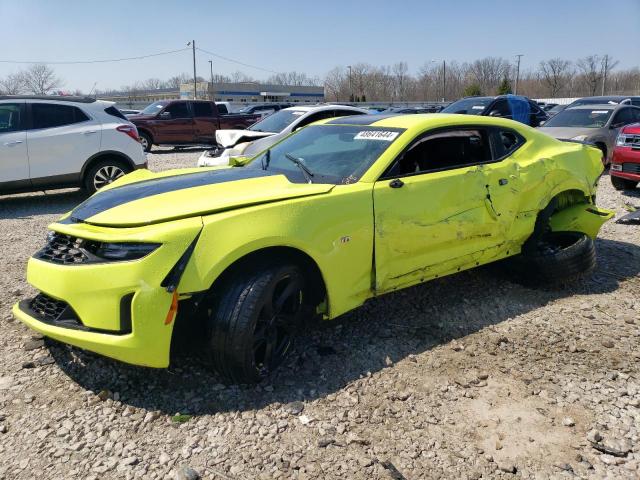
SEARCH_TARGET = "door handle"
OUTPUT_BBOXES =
[3,140,23,146]
[83,130,98,135]
[498,178,508,186]
[389,178,404,189]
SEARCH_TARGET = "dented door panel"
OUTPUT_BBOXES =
[373,167,500,292]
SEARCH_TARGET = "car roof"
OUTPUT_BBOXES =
[281,104,368,113]
[566,103,638,111]
[321,113,529,130]
[0,95,97,103]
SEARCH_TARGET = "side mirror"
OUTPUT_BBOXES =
[159,111,171,120]
[539,120,546,127]
[488,110,502,117]
[610,122,624,129]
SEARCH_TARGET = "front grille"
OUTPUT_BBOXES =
[35,233,89,264]
[620,134,640,148]
[622,163,640,174]
[29,293,80,326]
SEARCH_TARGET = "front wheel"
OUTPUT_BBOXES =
[611,175,638,191]
[83,159,131,194]
[205,263,306,383]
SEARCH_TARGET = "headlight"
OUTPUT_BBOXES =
[571,135,588,141]
[90,242,160,261]
[616,134,629,146]
[611,164,622,171]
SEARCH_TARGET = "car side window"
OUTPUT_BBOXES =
[192,102,214,117]
[216,104,228,114]
[164,102,191,119]
[294,111,335,130]
[383,128,493,178]
[612,108,634,127]
[0,103,22,133]
[490,128,525,159]
[632,108,640,122]
[31,104,89,129]
[490,99,511,118]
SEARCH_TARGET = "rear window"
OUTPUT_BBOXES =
[31,104,89,129]
[104,106,126,120]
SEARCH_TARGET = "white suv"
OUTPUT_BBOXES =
[0,96,146,194]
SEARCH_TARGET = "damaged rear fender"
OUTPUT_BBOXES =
[549,204,614,239]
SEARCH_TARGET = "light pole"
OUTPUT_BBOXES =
[187,40,197,99]
[347,65,352,102]
[208,60,214,100]
[514,54,523,95]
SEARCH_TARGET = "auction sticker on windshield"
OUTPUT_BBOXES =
[354,130,399,141]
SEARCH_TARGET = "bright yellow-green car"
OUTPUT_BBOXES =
[14,114,613,383]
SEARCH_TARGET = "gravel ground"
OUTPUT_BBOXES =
[0,148,638,480]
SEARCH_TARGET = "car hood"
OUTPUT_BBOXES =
[62,168,334,227]
[215,129,275,148]
[127,114,157,122]
[538,126,599,139]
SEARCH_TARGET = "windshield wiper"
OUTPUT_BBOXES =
[261,149,271,171]
[284,153,314,183]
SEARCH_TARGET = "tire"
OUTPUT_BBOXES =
[509,231,596,287]
[139,132,152,153]
[83,158,131,194]
[205,263,306,384]
[611,175,638,191]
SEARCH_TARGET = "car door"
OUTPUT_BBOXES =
[0,101,29,189]
[155,101,195,144]
[26,102,101,182]
[191,102,217,143]
[372,127,518,292]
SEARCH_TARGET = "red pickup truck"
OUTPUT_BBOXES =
[129,100,260,152]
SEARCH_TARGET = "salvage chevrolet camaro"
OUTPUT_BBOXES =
[14,114,614,383]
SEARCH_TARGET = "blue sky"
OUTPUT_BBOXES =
[0,0,638,92]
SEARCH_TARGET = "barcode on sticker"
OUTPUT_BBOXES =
[354,130,399,141]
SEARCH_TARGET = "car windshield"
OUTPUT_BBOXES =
[441,98,492,115]
[246,125,404,184]
[544,108,613,128]
[570,98,623,106]
[140,101,167,115]
[248,110,305,133]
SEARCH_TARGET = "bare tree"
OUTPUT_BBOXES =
[166,73,191,89]
[468,57,510,94]
[0,73,25,95]
[392,62,409,101]
[142,78,163,90]
[21,64,61,95]
[539,58,573,97]
[576,55,604,96]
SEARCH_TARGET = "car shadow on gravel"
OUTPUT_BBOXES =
[0,189,87,219]
[47,237,640,416]
[150,146,210,155]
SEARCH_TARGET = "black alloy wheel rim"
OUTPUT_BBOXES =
[253,273,303,377]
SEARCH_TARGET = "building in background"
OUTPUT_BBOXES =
[98,82,324,109]
[179,82,324,103]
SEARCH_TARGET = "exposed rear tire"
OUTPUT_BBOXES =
[611,175,638,191]
[204,262,306,384]
[139,132,152,153]
[509,231,596,287]
[83,158,131,194]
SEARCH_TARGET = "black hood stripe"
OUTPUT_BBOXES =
[325,114,402,125]
[69,168,277,222]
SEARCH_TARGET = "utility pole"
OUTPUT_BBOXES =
[514,54,523,95]
[442,60,446,102]
[188,40,197,99]
[208,60,214,100]
[347,65,352,102]
[601,54,609,96]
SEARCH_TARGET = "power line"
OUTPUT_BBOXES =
[0,48,190,65]
[195,46,281,75]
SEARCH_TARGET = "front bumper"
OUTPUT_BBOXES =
[611,148,640,181]
[13,217,202,368]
